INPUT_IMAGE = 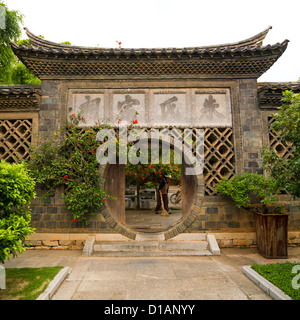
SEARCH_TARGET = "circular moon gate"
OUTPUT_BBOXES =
[98,137,205,240]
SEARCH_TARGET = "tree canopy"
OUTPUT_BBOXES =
[0,1,23,83]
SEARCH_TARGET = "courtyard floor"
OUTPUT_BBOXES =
[3,246,300,300]
[125,208,182,232]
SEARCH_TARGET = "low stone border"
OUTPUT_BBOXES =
[82,236,95,256]
[242,266,291,300]
[207,234,221,255]
[36,267,71,300]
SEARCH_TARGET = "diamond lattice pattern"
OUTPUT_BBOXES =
[0,119,32,163]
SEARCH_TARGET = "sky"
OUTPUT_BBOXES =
[5,0,300,82]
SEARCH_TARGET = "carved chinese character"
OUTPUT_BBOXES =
[199,95,224,122]
[79,95,101,124]
[160,96,180,121]
[116,95,140,123]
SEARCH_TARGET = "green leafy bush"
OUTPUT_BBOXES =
[261,90,300,199]
[0,161,36,263]
[26,113,113,225]
[216,172,284,214]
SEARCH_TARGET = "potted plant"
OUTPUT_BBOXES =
[216,172,288,258]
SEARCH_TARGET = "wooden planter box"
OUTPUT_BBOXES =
[253,212,288,259]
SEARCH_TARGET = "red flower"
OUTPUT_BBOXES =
[72,114,76,118]
[133,120,138,124]
[72,218,77,222]
[118,41,122,46]
[159,172,162,174]
[81,116,84,120]
[118,120,121,124]
[103,198,107,202]
[91,150,95,154]
[64,175,68,179]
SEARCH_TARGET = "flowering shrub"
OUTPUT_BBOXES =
[125,162,181,190]
[125,149,181,208]
[26,113,114,225]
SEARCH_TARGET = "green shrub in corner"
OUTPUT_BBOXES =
[0,161,36,263]
[216,172,284,214]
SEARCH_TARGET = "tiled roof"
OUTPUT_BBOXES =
[0,85,41,96]
[10,27,288,78]
[0,85,41,110]
[258,82,300,108]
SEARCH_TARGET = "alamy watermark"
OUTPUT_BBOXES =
[0,266,5,290]
[292,265,300,290]
[96,126,204,175]
[0,5,6,30]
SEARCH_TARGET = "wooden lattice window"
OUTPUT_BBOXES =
[0,119,33,163]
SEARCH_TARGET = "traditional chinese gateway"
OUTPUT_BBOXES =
[1,26,299,252]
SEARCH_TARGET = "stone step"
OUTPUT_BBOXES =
[93,240,209,252]
[82,233,220,257]
[91,250,212,257]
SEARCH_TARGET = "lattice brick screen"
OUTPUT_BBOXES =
[204,128,235,195]
[76,126,235,196]
[268,116,294,159]
[0,119,33,163]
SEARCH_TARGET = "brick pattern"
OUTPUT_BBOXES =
[238,79,263,174]
[38,81,61,143]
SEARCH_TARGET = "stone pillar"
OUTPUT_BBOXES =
[39,80,62,144]
[238,79,263,174]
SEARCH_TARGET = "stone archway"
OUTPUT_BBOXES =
[99,159,205,241]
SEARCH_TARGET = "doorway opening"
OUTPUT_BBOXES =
[102,136,203,240]
[124,163,182,233]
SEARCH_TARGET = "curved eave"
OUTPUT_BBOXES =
[24,26,272,51]
[10,40,289,79]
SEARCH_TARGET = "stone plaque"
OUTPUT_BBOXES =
[68,88,232,128]
[112,93,146,126]
[194,89,232,127]
[150,92,189,127]
[69,93,105,126]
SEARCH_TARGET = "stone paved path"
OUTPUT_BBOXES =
[3,247,300,300]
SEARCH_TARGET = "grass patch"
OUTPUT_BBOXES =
[0,266,64,300]
[251,262,300,300]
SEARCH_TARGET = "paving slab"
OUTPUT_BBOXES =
[2,247,300,300]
